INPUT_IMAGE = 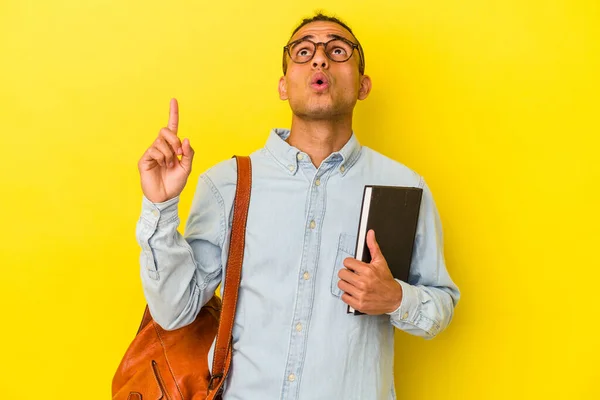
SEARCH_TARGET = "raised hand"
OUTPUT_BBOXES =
[138,98,195,203]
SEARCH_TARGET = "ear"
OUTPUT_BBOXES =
[278,76,288,100]
[358,75,372,100]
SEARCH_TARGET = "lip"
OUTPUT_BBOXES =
[310,72,330,91]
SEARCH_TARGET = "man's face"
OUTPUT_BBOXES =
[279,21,371,121]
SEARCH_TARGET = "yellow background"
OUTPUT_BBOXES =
[1,0,598,399]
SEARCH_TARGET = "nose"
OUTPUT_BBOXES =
[312,43,329,70]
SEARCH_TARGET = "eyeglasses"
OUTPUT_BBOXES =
[283,36,365,73]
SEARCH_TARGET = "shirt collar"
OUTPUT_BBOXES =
[265,128,362,176]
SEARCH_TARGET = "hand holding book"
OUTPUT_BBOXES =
[339,185,423,315]
[337,229,404,315]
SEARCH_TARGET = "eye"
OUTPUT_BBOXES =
[326,39,353,60]
[291,41,314,60]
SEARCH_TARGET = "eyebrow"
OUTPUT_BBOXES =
[291,33,355,44]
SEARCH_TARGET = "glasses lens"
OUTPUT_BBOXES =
[290,40,315,63]
[326,39,354,62]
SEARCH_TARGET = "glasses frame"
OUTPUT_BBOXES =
[283,36,365,74]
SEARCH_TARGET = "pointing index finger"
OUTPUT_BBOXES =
[168,98,179,134]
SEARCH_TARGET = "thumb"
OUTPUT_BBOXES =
[366,229,383,263]
[179,138,194,171]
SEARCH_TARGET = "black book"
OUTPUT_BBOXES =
[347,185,423,315]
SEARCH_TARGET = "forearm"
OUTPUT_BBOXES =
[389,279,458,339]
[387,179,460,338]
[137,194,222,331]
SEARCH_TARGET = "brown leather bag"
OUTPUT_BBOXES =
[112,155,252,400]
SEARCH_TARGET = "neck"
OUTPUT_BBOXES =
[286,114,353,167]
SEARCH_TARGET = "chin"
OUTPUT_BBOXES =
[294,108,338,120]
[290,99,335,118]
[296,102,354,120]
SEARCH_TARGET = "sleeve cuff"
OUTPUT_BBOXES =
[141,195,180,226]
[386,279,420,324]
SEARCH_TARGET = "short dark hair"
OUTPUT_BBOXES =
[282,13,365,75]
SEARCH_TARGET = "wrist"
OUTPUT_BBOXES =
[387,280,403,313]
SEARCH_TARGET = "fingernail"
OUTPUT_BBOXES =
[168,162,174,168]
[177,148,182,155]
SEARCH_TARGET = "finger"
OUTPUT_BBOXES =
[153,137,176,167]
[341,292,361,311]
[144,146,167,168]
[168,98,179,134]
[339,268,368,295]
[179,138,194,172]
[159,128,183,156]
[343,257,370,275]
[366,229,383,262]
[338,268,359,286]
[338,268,367,289]
[139,147,159,170]
[337,278,360,297]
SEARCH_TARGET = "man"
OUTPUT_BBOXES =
[136,13,460,400]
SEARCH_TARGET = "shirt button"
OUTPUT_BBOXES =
[303,272,310,280]
[151,209,159,217]
[296,323,303,332]
[288,165,294,171]
[340,165,346,172]
[402,312,409,320]
[297,153,304,161]
[288,373,296,382]
[309,220,316,229]
[315,179,321,186]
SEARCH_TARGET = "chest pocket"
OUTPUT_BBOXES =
[331,233,358,297]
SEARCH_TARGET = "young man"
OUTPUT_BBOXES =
[136,13,460,400]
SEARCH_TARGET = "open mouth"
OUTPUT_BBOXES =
[311,73,330,90]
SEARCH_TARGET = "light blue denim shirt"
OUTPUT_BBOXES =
[136,128,460,400]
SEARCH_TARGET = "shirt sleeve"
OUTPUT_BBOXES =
[386,178,461,339]
[136,174,226,331]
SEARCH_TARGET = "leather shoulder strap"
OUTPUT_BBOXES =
[209,155,252,393]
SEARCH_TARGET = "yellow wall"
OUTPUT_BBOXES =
[1,1,598,399]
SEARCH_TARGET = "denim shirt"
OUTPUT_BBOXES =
[136,128,460,400]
